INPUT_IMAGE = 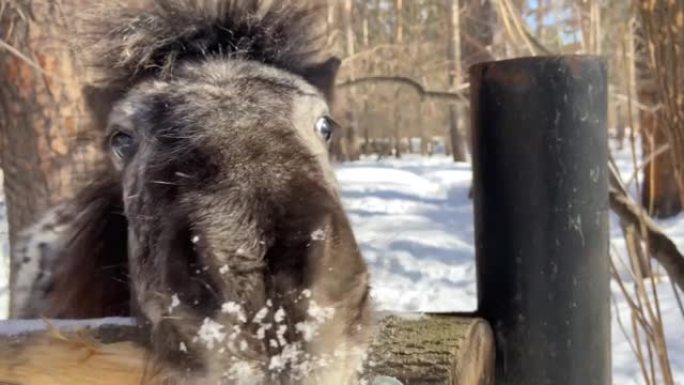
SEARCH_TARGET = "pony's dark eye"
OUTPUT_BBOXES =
[315,116,336,142]
[109,131,137,160]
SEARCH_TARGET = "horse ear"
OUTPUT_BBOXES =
[302,56,341,102]
[12,169,131,319]
[82,85,124,130]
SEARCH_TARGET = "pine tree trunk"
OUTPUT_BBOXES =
[325,0,347,162]
[0,0,103,315]
[344,0,360,161]
[640,119,681,218]
[634,22,681,218]
[446,0,466,162]
[638,1,684,219]
[459,0,495,71]
[419,78,430,157]
[460,0,495,163]
[390,0,404,160]
[536,0,545,38]
[361,10,371,157]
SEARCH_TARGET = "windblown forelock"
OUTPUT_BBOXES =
[79,0,327,91]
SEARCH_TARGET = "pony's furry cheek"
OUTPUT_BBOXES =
[10,204,71,318]
[11,168,129,319]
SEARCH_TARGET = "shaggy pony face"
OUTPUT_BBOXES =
[13,1,371,383]
[107,58,368,384]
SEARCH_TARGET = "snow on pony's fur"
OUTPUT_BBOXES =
[13,1,371,384]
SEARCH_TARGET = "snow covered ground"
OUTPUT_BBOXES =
[336,158,477,312]
[0,142,681,384]
[334,145,683,385]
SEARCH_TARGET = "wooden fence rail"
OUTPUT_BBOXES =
[0,314,494,385]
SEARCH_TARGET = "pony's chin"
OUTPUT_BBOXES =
[175,367,266,385]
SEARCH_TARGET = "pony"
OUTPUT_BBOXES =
[11,1,371,384]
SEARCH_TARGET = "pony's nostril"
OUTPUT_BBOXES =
[165,225,221,317]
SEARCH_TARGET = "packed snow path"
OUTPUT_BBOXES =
[336,157,477,312]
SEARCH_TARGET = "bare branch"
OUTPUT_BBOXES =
[609,164,684,292]
[337,75,645,113]
[340,44,408,65]
[335,76,469,103]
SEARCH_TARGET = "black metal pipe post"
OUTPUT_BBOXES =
[470,56,610,385]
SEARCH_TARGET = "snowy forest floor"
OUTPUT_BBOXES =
[335,142,682,385]
[0,140,682,384]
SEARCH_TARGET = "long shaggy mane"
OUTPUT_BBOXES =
[80,0,327,89]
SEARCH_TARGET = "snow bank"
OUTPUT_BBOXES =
[0,317,135,336]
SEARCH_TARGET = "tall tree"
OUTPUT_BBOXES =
[360,0,373,155]
[344,0,360,161]
[460,0,495,69]
[0,0,102,314]
[536,0,546,38]
[457,0,495,162]
[392,0,404,158]
[446,0,467,161]
[636,4,684,218]
[327,0,348,161]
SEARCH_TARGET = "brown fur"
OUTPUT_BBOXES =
[12,1,370,384]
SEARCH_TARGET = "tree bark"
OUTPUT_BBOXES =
[0,0,103,314]
[634,22,681,218]
[446,0,467,162]
[419,77,430,156]
[459,0,495,70]
[391,0,404,159]
[0,314,495,385]
[361,6,371,156]
[641,121,681,218]
[637,1,684,218]
[535,0,545,38]
[344,0,360,161]
[459,0,495,164]
[326,1,348,162]
[363,315,494,385]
